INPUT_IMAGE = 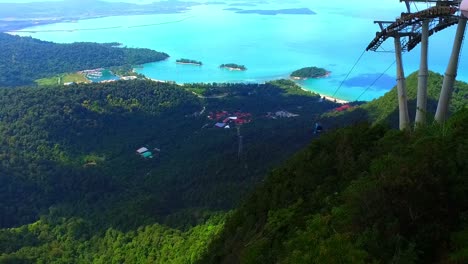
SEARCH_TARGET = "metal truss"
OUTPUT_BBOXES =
[367,4,461,52]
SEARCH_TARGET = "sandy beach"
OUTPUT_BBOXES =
[176,62,202,66]
[322,95,349,104]
[298,86,349,104]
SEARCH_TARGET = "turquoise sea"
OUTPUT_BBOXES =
[11,0,468,101]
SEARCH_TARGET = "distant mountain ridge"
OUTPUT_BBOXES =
[0,0,199,31]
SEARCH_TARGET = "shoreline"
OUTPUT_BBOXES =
[135,66,349,103]
[220,67,246,71]
[145,76,349,104]
[176,62,202,66]
[298,86,349,104]
[290,71,331,80]
[322,95,349,104]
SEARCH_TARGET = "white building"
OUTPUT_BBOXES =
[136,147,149,154]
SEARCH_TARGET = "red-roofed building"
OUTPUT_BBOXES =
[334,104,352,112]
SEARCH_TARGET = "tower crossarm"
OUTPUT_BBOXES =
[400,0,461,12]
[367,5,460,52]
[407,16,459,50]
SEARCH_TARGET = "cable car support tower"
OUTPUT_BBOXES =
[366,0,464,129]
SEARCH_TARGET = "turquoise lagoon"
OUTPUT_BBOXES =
[12,1,468,101]
[87,69,120,83]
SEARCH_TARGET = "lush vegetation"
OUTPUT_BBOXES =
[220,63,247,71]
[0,79,341,262]
[177,59,203,65]
[199,108,468,263]
[0,33,169,87]
[0,80,200,229]
[1,67,466,263]
[290,66,329,79]
[35,73,91,86]
[108,65,145,79]
[0,214,225,264]
[322,71,468,129]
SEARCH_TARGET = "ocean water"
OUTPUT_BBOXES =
[87,69,120,83]
[11,0,468,101]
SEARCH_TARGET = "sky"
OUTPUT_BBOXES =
[0,0,416,19]
[0,0,405,6]
[0,0,427,15]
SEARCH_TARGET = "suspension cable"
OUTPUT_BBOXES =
[354,60,396,101]
[331,50,366,97]
[413,2,419,12]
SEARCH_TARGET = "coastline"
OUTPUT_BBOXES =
[176,62,202,66]
[322,95,349,104]
[298,86,349,104]
[220,67,245,71]
[290,71,331,81]
[136,66,348,103]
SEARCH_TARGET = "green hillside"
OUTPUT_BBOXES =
[0,215,225,264]
[199,108,468,264]
[0,79,342,262]
[322,71,468,128]
[0,66,466,262]
[0,80,200,228]
[0,33,168,87]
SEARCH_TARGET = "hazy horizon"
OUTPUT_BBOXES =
[0,0,405,8]
[2,0,460,101]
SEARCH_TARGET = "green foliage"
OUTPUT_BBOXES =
[199,109,468,263]
[35,73,90,86]
[0,33,168,87]
[0,215,225,264]
[176,59,202,65]
[0,79,340,262]
[220,63,246,70]
[290,66,328,79]
[0,80,200,228]
[322,71,468,129]
[108,65,145,79]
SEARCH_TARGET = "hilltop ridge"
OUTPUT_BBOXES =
[321,71,468,129]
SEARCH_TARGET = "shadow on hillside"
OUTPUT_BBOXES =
[320,108,371,130]
[379,98,440,129]
[321,98,440,130]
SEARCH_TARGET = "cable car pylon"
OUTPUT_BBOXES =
[435,14,467,122]
[367,0,463,129]
[415,19,429,126]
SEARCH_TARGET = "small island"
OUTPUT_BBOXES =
[290,66,330,80]
[176,58,203,66]
[220,63,247,71]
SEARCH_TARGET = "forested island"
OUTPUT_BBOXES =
[220,63,247,71]
[290,66,329,80]
[0,33,168,87]
[176,58,203,66]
